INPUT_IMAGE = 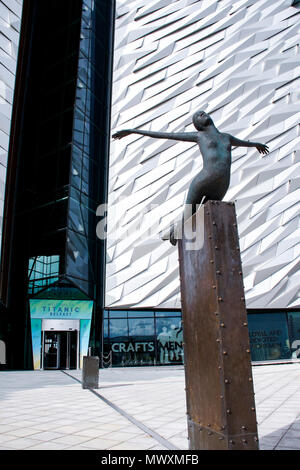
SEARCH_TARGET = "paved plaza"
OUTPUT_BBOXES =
[1,363,300,450]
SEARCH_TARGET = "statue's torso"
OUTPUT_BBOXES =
[197,131,231,176]
[185,131,232,203]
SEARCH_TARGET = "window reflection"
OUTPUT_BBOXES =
[128,311,154,318]
[109,311,128,318]
[248,313,291,361]
[155,311,181,317]
[288,312,300,358]
[109,318,128,338]
[104,311,184,367]
[129,318,154,336]
[103,319,108,337]
[156,318,183,365]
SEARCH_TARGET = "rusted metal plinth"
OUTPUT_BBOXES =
[178,200,259,450]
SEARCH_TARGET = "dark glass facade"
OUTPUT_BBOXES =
[0,0,115,369]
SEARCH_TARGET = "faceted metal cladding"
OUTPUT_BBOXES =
[178,201,258,450]
[107,0,300,310]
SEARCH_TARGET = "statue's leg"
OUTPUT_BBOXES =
[161,172,207,245]
[167,199,207,246]
[183,194,206,220]
[184,173,207,214]
[176,176,207,245]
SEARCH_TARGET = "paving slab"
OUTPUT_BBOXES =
[1,364,300,450]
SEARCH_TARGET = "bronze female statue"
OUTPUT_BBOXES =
[113,110,269,244]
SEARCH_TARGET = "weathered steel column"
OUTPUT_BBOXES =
[178,200,259,450]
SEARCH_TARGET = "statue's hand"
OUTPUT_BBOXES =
[256,143,269,155]
[112,130,131,140]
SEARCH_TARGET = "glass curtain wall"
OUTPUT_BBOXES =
[103,310,183,367]
[66,0,113,298]
[248,312,291,361]
[104,310,300,366]
[67,0,115,357]
[2,0,115,368]
[3,0,84,369]
[246,312,300,361]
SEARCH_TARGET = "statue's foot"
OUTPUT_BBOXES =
[160,225,177,246]
[170,226,177,246]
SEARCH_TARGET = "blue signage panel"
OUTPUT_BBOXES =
[29,299,94,319]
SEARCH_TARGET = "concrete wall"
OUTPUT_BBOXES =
[0,0,23,254]
[107,0,300,309]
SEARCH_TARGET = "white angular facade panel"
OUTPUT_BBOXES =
[106,0,300,309]
[0,0,23,254]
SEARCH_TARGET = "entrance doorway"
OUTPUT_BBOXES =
[43,331,78,369]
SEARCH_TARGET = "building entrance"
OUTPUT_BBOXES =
[43,331,77,370]
[30,304,93,370]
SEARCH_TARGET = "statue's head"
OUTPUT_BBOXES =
[192,110,213,130]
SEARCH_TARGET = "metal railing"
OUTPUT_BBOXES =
[100,351,112,368]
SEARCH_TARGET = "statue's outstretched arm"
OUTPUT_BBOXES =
[113,129,198,143]
[227,134,269,155]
